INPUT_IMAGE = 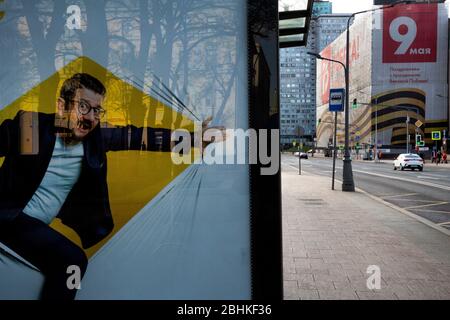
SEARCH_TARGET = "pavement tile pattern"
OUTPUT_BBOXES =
[282,169,450,300]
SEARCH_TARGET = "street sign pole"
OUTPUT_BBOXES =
[443,130,447,153]
[432,131,442,154]
[329,88,345,191]
[298,145,301,175]
[406,115,410,153]
[374,98,379,162]
[332,112,338,190]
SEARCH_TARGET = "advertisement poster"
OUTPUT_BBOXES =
[0,0,274,300]
[373,3,448,146]
[316,3,448,149]
[316,12,372,148]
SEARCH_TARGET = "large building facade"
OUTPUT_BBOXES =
[316,3,449,156]
[279,1,349,147]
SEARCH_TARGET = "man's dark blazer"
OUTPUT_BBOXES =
[0,111,173,249]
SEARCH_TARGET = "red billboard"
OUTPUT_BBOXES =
[320,46,332,104]
[383,4,438,63]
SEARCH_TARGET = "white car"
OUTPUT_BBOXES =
[294,152,308,159]
[393,153,424,171]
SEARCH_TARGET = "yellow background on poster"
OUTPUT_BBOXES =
[0,57,198,257]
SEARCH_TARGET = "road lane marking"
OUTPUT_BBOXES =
[412,209,450,214]
[325,176,450,237]
[351,169,450,191]
[418,173,444,178]
[381,193,418,199]
[386,199,441,203]
[356,193,450,236]
[404,202,448,210]
[416,176,441,180]
[437,222,450,226]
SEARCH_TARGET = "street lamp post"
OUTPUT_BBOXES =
[343,13,356,191]
[374,98,379,162]
[406,114,410,153]
[343,1,411,191]
[307,52,346,191]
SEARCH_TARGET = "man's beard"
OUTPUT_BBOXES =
[76,118,93,131]
[55,117,94,142]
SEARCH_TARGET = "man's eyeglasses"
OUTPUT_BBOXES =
[70,99,106,119]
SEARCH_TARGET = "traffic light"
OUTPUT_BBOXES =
[416,134,424,147]
[352,98,358,109]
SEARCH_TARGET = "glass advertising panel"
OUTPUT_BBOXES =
[0,0,282,300]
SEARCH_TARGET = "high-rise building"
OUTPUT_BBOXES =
[312,0,331,17]
[315,14,352,52]
[279,1,350,147]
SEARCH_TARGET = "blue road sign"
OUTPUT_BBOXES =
[432,131,441,141]
[329,88,345,112]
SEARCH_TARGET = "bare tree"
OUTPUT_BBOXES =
[22,0,65,109]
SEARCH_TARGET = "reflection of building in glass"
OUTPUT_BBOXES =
[279,0,349,147]
[251,43,271,128]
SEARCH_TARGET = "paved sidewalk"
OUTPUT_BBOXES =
[282,168,450,300]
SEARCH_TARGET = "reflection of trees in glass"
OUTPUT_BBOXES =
[248,0,279,127]
[106,0,241,128]
[0,3,40,104]
[183,1,240,127]
[21,0,65,109]
[248,0,277,38]
[103,1,243,126]
[21,1,65,79]
[5,0,243,129]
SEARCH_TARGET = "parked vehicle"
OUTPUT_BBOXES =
[393,153,424,171]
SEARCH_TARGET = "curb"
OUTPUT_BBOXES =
[356,187,450,237]
[323,174,450,237]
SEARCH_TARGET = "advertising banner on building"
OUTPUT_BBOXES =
[316,3,448,149]
[372,3,448,146]
[0,0,282,300]
[316,14,372,148]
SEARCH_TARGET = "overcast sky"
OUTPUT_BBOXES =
[331,0,374,14]
[330,0,450,16]
[278,1,450,16]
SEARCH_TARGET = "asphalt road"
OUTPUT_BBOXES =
[282,154,450,231]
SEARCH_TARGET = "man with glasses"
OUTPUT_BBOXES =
[0,73,198,300]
